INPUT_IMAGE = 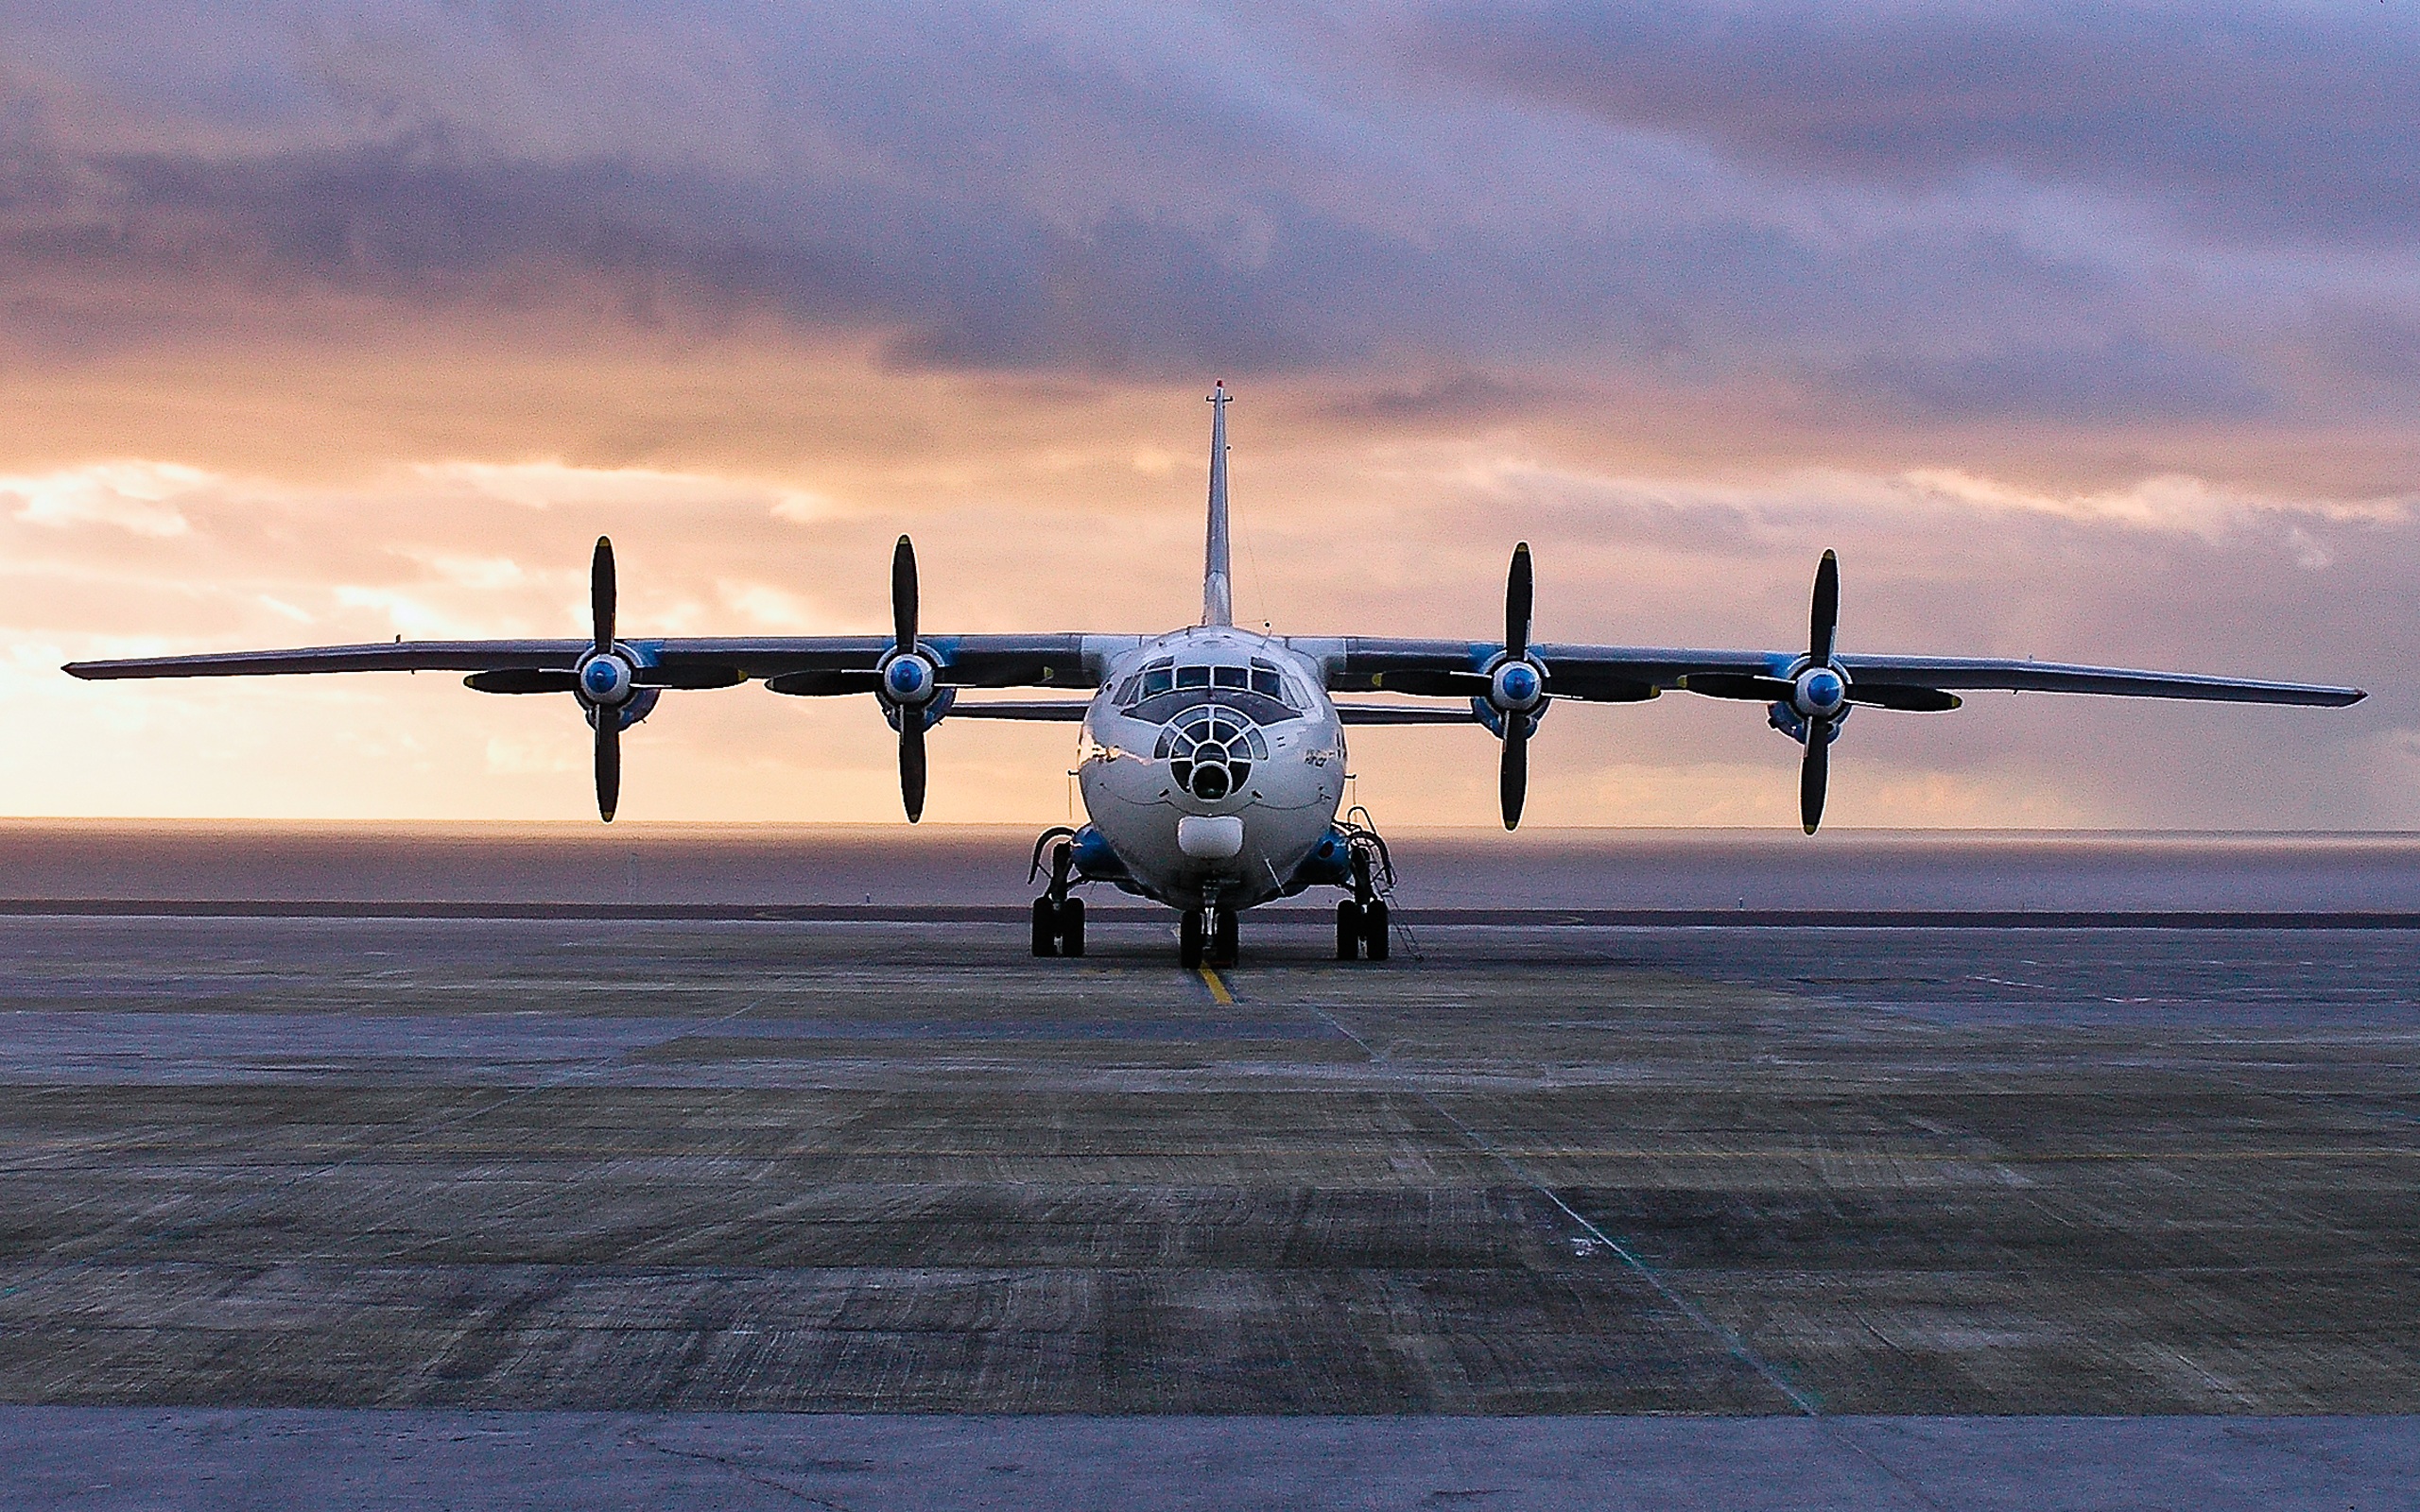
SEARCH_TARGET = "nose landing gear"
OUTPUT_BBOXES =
[1182,899,1239,969]
[1028,829,1084,957]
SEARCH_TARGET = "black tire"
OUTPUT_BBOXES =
[1031,897,1059,957]
[1336,901,1363,960]
[1179,907,1204,969]
[1060,897,1085,957]
[1363,900,1391,961]
[1213,907,1239,966]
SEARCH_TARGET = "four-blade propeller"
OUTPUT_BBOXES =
[756,534,947,823]
[1359,542,1552,828]
[884,535,941,824]
[1493,542,1547,830]
[1680,550,1960,833]
[462,536,743,821]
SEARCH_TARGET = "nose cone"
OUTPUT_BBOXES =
[885,655,932,702]
[579,654,631,704]
[1797,666,1844,715]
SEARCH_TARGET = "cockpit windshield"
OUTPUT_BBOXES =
[1114,657,1302,725]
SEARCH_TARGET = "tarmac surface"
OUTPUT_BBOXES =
[0,824,2415,1506]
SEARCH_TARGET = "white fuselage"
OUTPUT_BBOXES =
[1076,626,1347,911]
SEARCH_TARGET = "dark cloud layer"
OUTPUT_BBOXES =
[0,2,2414,433]
[1409,2,2420,246]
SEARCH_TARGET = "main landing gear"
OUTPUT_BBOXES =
[1335,819,1392,961]
[1028,829,1084,957]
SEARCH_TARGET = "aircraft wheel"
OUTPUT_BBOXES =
[1362,900,1391,961]
[1336,901,1363,960]
[1060,897,1085,957]
[1212,907,1239,966]
[1031,897,1059,957]
[1179,907,1204,969]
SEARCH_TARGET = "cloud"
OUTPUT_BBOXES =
[1403,2,2420,247]
[1,0,2413,434]
[2,459,201,536]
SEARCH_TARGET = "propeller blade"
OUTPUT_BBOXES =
[595,707,621,823]
[1374,668,1491,697]
[1808,548,1839,666]
[765,669,882,697]
[891,535,919,654]
[1799,718,1829,834]
[631,665,747,691]
[591,536,616,654]
[1505,542,1532,662]
[1547,670,1659,703]
[899,710,927,823]
[464,668,579,695]
[1846,683,1962,713]
[1500,709,1530,830]
[1682,673,1798,703]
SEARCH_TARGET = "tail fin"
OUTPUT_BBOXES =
[1201,382,1233,627]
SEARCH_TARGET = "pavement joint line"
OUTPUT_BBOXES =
[0,979,789,1303]
[1307,1005,1826,1420]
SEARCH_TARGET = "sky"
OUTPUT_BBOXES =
[1,1,2415,828]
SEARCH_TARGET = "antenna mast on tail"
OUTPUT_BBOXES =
[1201,382,1233,627]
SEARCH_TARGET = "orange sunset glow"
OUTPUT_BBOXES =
[3,5,2413,827]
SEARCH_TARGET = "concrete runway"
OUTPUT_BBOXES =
[0,826,2415,1505]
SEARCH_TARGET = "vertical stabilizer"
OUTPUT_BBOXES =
[1201,382,1233,627]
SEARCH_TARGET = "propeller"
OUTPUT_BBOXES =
[883,535,939,823]
[584,536,626,822]
[461,536,745,822]
[754,536,949,820]
[1497,542,1535,828]
[1678,549,1962,834]
[1797,549,1839,833]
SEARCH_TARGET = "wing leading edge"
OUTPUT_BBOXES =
[63,634,1125,689]
[1299,638,2363,708]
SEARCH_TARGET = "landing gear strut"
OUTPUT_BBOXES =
[1028,829,1084,957]
[1181,892,1238,970]
[1336,824,1391,962]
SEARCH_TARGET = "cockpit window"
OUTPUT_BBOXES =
[1115,655,1305,725]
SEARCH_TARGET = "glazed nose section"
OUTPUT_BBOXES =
[1177,814,1245,859]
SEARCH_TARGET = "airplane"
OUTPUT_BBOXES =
[64,385,2366,968]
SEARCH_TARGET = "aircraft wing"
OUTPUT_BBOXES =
[63,633,1131,693]
[1296,638,2366,708]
